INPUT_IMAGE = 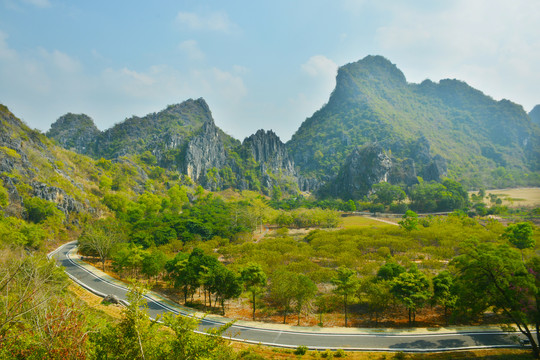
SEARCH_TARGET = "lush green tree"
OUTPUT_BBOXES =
[432,270,457,320]
[112,243,145,276]
[391,265,431,325]
[79,218,128,271]
[452,239,540,358]
[331,266,360,327]
[371,182,406,205]
[24,197,64,224]
[141,248,168,282]
[165,252,192,303]
[503,222,535,260]
[167,184,188,214]
[398,210,418,231]
[377,262,405,281]
[209,265,242,315]
[240,263,267,321]
[362,278,392,325]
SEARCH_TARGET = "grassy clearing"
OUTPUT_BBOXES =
[341,215,394,228]
[470,188,540,208]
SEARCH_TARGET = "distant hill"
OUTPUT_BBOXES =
[47,99,298,195]
[287,55,539,190]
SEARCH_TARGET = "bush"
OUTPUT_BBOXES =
[389,203,408,214]
[321,349,334,358]
[294,345,308,355]
[334,348,346,357]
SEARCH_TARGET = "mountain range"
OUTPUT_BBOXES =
[38,55,540,198]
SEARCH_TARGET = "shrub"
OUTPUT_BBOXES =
[294,345,308,355]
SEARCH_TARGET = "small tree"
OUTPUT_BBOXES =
[399,210,419,231]
[332,266,360,327]
[241,263,267,321]
[79,218,127,271]
[269,269,296,324]
[503,222,535,260]
[293,274,317,326]
[432,270,457,321]
[391,266,430,325]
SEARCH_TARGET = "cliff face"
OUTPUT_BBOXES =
[325,137,446,200]
[243,129,296,177]
[329,143,392,199]
[184,119,228,187]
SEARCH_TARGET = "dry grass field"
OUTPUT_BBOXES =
[470,188,540,208]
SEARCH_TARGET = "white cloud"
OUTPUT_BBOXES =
[301,55,337,78]
[176,11,238,33]
[0,29,248,131]
[0,31,16,60]
[179,40,205,60]
[373,0,540,109]
[38,48,81,73]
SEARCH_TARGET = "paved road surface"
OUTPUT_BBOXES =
[50,241,523,352]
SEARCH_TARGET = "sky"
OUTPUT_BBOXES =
[0,0,539,142]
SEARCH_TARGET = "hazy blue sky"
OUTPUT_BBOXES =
[0,0,538,141]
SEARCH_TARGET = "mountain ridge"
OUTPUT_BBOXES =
[45,55,540,197]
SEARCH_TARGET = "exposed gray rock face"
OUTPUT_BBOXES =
[46,113,100,155]
[298,175,325,192]
[31,182,83,215]
[389,158,418,186]
[422,155,448,182]
[243,130,296,177]
[329,143,392,199]
[184,119,227,188]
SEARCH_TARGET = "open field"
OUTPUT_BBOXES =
[469,188,540,208]
[341,215,396,228]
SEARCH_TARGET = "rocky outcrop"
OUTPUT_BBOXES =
[184,119,227,188]
[388,158,418,186]
[46,113,100,155]
[422,155,448,182]
[31,182,83,215]
[243,130,296,177]
[329,143,392,199]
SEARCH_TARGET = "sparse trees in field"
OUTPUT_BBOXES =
[241,263,267,321]
[332,266,360,327]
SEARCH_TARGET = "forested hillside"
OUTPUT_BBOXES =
[287,55,540,190]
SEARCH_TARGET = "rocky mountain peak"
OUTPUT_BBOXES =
[46,113,100,154]
[184,115,227,188]
[242,129,295,177]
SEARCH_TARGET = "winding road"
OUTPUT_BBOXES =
[49,241,524,352]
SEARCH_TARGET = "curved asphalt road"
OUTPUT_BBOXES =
[50,241,523,352]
